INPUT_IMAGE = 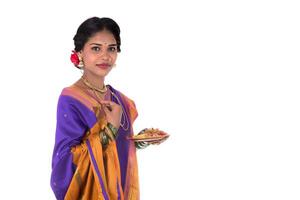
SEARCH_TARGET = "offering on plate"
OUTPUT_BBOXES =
[128,128,169,143]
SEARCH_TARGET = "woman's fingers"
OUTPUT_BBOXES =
[100,100,115,111]
[149,137,168,145]
[103,104,112,112]
[101,101,122,111]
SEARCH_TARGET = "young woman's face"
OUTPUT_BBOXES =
[78,30,118,78]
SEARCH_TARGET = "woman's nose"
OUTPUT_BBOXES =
[101,50,110,60]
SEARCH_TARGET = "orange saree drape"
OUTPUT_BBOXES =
[50,84,140,200]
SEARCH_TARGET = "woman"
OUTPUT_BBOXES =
[50,17,152,200]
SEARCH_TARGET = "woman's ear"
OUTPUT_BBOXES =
[77,51,83,58]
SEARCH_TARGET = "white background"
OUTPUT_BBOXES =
[0,0,299,199]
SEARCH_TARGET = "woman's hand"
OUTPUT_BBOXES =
[148,137,169,145]
[100,100,123,129]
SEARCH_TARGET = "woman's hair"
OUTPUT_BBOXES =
[73,17,121,52]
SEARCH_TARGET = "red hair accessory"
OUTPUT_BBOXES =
[70,50,80,66]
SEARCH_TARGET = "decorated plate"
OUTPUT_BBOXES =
[128,128,169,142]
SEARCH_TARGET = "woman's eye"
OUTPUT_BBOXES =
[92,46,100,51]
[109,47,116,52]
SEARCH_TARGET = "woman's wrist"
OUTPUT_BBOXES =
[135,141,150,149]
[107,122,118,139]
[100,130,109,146]
[108,121,120,130]
[99,122,119,147]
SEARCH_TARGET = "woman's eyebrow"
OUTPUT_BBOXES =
[89,43,117,46]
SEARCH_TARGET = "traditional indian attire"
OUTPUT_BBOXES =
[50,83,140,200]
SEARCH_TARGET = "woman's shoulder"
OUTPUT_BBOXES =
[60,84,81,98]
[58,83,97,112]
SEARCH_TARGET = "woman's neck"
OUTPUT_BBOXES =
[82,72,105,89]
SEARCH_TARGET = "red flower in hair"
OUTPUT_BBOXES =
[70,50,80,66]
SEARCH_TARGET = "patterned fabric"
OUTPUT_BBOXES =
[50,84,139,200]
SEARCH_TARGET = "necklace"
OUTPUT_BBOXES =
[110,90,130,131]
[80,77,130,131]
[81,76,107,93]
[80,76,106,105]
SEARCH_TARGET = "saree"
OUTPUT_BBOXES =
[50,84,140,200]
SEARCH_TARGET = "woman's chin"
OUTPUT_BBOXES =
[95,68,112,77]
[84,66,112,78]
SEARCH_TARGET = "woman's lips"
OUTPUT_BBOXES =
[96,63,110,69]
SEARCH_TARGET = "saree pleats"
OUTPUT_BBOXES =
[64,117,124,200]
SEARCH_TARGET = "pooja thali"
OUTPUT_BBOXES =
[127,128,170,143]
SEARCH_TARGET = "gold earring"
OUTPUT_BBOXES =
[78,57,84,68]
